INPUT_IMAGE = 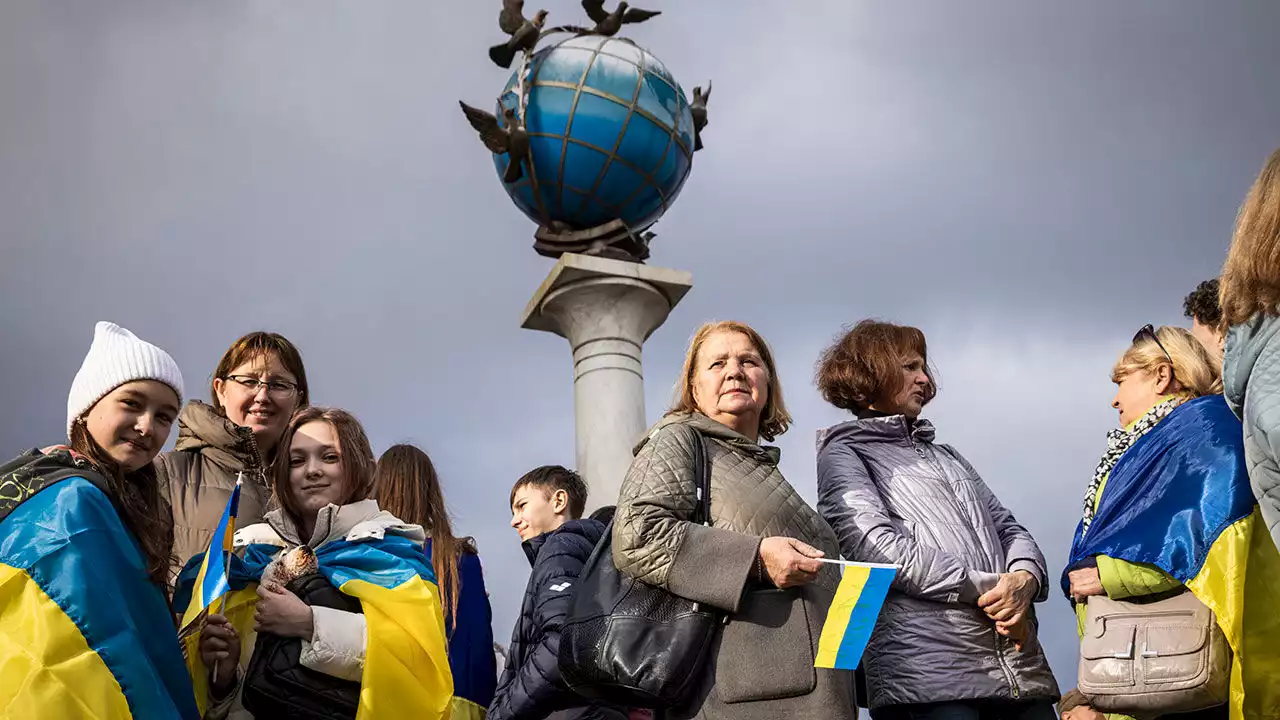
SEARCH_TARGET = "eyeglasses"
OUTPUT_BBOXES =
[1133,324,1176,376]
[223,375,299,398]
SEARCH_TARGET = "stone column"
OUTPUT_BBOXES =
[522,253,693,512]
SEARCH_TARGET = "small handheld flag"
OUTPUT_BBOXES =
[814,560,897,670]
[179,474,243,632]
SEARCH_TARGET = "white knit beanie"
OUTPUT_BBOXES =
[66,321,186,439]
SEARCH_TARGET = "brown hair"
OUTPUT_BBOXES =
[69,419,176,588]
[815,320,937,412]
[509,465,588,520]
[273,407,376,532]
[1220,147,1280,328]
[1111,325,1222,398]
[375,444,475,628]
[669,321,792,441]
[211,331,310,411]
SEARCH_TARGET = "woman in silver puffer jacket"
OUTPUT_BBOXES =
[815,320,1058,720]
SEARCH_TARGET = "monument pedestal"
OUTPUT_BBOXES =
[522,253,693,512]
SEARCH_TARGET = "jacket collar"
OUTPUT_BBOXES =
[520,519,605,567]
[262,499,425,548]
[816,413,937,454]
[636,412,781,466]
[172,400,263,471]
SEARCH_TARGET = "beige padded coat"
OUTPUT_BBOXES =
[612,412,857,720]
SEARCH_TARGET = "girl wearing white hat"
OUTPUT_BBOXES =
[0,321,198,717]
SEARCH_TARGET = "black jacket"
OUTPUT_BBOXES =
[488,519,625,720]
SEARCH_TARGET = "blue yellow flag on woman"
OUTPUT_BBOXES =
[0,449,199,719]
[814,560,898,670]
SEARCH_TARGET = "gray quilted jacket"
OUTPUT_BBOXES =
[1224,312,1280,553]
[815,413,1058,710]
[612,413,856,720]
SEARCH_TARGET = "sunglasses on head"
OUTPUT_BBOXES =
[1133,324,1174,367]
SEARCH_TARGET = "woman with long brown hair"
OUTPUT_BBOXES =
[376,444,496,719]
[1221,146,1280,554]
[181,408,453,720]
[0,321,198,717]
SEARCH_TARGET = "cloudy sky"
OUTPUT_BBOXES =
[4,0,1278,692]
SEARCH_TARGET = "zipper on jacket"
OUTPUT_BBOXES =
[994,634,1020,699]
[244,430,269,488]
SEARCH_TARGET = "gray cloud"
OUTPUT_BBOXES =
[4,0,1278,692]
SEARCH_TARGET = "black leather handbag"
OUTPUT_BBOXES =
[558,427,722,710]
[242,572,363,720]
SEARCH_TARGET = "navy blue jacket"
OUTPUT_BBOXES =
[487,519,624,720]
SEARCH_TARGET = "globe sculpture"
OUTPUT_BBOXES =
[493,34,697,260]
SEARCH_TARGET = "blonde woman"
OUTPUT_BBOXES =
[1064,326,1280,719]
[612,320,856,720]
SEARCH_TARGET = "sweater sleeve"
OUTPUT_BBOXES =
[611,424,760,613]
[816,440,996,604]
[1097,555,1180,600]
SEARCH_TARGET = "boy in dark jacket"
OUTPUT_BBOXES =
[489,466,625,720]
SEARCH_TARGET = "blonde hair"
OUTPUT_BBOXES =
[669,321,792,441]
[1111,326,1222,398]
[1220,147,1280,328]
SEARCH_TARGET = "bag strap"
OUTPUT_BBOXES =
[690,429,711,527]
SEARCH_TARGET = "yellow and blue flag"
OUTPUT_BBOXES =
[178,475,242,631]
[174,531,454,719]
[1065,395,1280,719]
[814,560,897,670]
[0,449,199,719]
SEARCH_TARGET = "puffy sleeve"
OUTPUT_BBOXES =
[299,607,368,682]
[816,439,996,604]
[611,424,761,613]
[944,446,1050,602]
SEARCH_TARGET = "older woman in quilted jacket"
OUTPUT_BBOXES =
[814,320,1058,720]
[612,321,857,720]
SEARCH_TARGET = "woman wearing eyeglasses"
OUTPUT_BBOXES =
[157,331,311,577]
[1063,325,1280,719]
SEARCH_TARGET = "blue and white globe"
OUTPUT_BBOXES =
[493,34,696,233]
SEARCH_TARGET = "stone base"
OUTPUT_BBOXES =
[523,253,693,512]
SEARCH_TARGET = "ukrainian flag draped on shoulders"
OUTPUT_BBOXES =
[173,505,454,720]
[1064,395,1280,719]
[0,448,199,719]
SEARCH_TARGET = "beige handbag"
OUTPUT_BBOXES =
[1077,591,1231,715]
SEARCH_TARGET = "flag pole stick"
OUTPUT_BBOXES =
[211,472,244,684]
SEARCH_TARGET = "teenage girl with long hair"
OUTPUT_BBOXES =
[377,443,497,719]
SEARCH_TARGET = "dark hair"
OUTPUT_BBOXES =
[815,320,937,412]
[1182,278,1222,326]
[69,421,175,588]
[510,465,587,520]
[588,505,616,525]
[274,407,376,532]
[212,331,310,410]
[375,444,475,628]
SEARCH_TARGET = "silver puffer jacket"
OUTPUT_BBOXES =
[815,414,1058,709]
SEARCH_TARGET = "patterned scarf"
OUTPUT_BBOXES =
[1080,396,1186,536]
